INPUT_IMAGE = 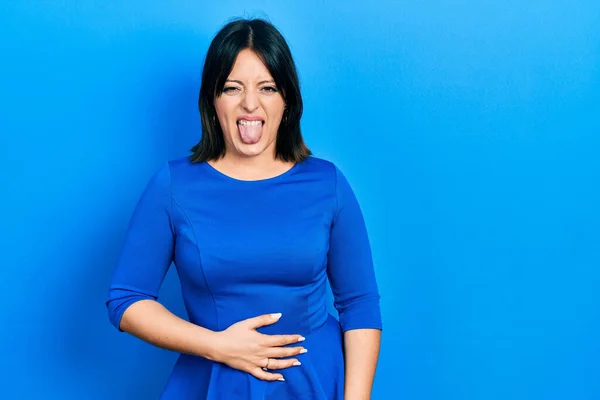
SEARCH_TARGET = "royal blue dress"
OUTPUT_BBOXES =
[106,155,382,399]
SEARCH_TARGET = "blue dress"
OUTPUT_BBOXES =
[106,155,382,399]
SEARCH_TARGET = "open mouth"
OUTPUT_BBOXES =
[237,119,264,126]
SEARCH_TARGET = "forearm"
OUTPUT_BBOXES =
[343,328,381,400]
[120,299,219,361]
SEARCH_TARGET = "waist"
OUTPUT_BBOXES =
[189,293,329,335]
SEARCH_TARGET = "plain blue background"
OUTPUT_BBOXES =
[1,1,599,399]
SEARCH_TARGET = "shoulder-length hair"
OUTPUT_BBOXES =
[189,18,311,163]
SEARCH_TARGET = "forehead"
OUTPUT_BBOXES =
[227,49,273,81]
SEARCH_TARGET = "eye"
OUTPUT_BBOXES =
[223,86,240,93]
[262,86,278,93]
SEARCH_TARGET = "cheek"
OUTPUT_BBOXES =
[214,96,236,114]
[266,104,285,127]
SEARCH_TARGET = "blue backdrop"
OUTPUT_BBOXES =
[1,1,599,399]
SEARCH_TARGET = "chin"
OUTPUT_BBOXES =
[231,134,277,158]
[234,142,269,158]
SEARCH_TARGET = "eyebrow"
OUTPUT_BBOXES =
[225,79,276,85]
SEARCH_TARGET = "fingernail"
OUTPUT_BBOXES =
[278,377,285,381]
[271,313,282,319]
[300,348,308,354]
[293,361,301,366]
[297,336,306,342]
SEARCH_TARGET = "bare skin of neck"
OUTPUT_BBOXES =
[207,153,295,181]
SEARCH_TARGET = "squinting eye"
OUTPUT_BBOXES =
[223,86,239,93]
[262,86,278,93]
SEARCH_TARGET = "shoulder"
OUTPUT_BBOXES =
[166,155,196,172]
[299,155,341,178]
[301,155,351,186]
[297,157,355,207]
[162,155,206,183]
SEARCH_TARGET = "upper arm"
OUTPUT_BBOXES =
[326,164,383,332]
[105,162,175,330]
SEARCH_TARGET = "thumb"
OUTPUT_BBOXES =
[246,313,282,330]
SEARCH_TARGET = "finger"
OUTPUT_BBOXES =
[252,367,285,382]
[262,358,301,370]
[266,346,307,359]
[262,334,305,347]
[245,313,282,330]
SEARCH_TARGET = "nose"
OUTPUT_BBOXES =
[241,89,259,112]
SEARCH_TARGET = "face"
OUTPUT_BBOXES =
[214,48,286,160]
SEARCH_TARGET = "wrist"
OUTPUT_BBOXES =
[201,329,224,362]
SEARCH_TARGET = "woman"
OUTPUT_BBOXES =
[106,18,382,399]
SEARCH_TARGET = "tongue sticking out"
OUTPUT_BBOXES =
[238,122,263,145]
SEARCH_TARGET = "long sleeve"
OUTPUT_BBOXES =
[327,165,383,333]
[106,162,175,331]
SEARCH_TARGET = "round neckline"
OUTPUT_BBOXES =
[203,160,301,183]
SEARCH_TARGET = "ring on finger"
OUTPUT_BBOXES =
[262,358,271,371]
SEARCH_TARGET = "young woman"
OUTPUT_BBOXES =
[106,17,382,400]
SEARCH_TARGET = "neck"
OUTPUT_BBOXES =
[209,150,293,181]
